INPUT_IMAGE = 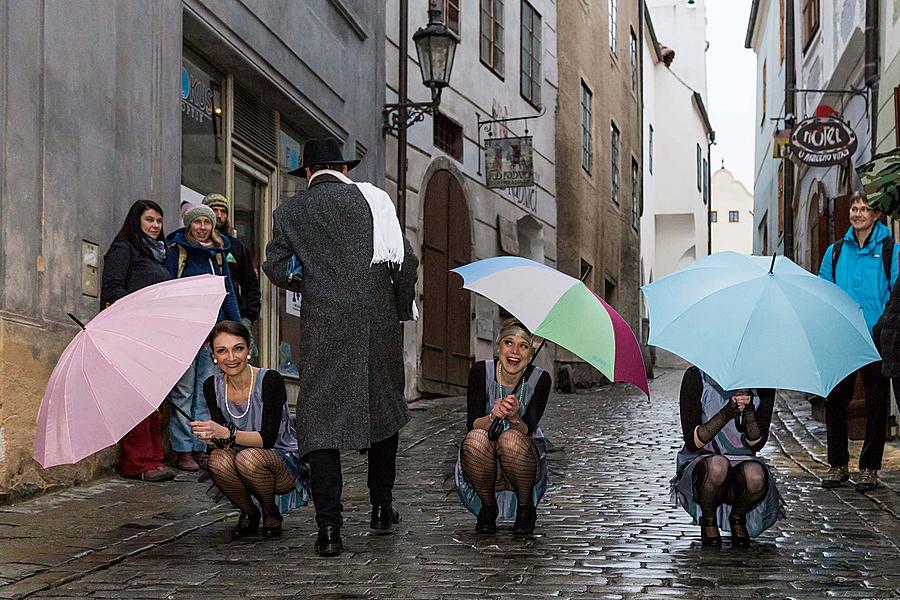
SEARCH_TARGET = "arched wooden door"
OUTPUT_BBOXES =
[422,170,472,388]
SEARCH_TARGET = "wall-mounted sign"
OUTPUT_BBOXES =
[485,136,534,188]
[789,116,858,166]
[773,128,791,159]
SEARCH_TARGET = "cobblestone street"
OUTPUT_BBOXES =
[2,366,900,599]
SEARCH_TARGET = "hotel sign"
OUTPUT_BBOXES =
[485,136,534,189]
[789,116,858,167]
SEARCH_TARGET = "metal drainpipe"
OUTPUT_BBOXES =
[783,0,796,260]
[865,0,879,161]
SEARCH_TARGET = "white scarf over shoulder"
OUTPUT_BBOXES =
[308,169,405,266]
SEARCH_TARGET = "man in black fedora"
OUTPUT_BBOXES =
[263,138,418,556]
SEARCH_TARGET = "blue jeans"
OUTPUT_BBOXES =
[168,346,214,452]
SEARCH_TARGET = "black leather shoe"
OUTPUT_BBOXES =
[231,510,260,540]
[729,515,751,548]
[315,526,342,557]
[512,504,537,535]
[475,504,498,534]
[369,504,400,535]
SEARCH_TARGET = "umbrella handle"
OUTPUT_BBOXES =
[488,339,547,441]
[67,313,87,330]
[166,397,194,422]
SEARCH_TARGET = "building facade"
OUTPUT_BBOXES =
[641,1,714,285]
[556,0,641,384]
[876,0,900,157]
[386,0,558,396]
[0,0,386,500]
[711,165,754,254]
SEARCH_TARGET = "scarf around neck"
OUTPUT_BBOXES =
[141,234,166,262]
[308,169,405,266]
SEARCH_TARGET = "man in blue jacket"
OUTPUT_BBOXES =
[819,191,897,492]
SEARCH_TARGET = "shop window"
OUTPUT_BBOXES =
[181,47,225,197]
[520,1,542,107]
[434,113,464,161]
[279,126,306,203]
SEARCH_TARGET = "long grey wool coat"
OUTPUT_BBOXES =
[262,173,418,456]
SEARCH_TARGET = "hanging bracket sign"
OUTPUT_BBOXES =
[484,136,534,188]
[789,116,858,166]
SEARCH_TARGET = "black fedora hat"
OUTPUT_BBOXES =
[288,138,360,177]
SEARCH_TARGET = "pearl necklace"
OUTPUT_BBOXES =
[224,366,255,420]
[496,361,527,408]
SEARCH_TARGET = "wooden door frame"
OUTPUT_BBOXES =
[416,160,474,396]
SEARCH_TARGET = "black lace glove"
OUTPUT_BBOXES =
[740,404,762,441]
[696,400,740,446]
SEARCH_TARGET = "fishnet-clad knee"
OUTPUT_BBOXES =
[207,448,256,517]
[233,448,294,525]
[729,461,768,518]
[692,455,730,518]
[460,429,498,509]
[495,429,539,506]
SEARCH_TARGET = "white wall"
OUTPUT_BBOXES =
[640,34,657,290]
[646,0,708,102]
[748,0,786,255]
[711,166,754,254]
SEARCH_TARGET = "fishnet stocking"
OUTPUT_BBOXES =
[460,429,498,509]
[233,448,295,527]
[728,460,768,518]
[692,454,730,518]
[495,429,540,507]
[207,448,257,526]
[207,448,295,528]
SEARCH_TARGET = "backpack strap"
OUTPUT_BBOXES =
[177,245,188,279]
[882,238,895,292]
[831,239,844,277]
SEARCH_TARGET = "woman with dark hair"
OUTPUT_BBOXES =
[100,199,175,482]
[165,204,241,471]
[190,321,309,539]
[672,366,784,547]
[455,318,552,535]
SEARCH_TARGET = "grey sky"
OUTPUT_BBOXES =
[706,0,756,190]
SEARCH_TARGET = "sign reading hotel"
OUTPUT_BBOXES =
[485,136,534,189]
[789,116,858,167]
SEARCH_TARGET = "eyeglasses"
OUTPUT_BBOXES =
[849,206,874,214]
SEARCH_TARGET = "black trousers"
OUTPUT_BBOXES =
[825,361,890,470]
[305,432,399,529]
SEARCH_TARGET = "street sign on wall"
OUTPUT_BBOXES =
[484,136,534,188]
[789,116,858,166]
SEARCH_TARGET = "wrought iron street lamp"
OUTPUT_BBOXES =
[385,2,459,230]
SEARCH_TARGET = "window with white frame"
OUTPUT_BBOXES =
[480,0,505,76]
[608,0,618,54]
[520,1,542,107]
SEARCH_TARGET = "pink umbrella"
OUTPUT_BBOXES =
[33,275,226,468]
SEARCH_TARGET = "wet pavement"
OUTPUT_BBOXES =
[1,365,899,599]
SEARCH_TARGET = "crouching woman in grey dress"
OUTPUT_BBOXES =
[190,321,309,540]
[672,366,784,547]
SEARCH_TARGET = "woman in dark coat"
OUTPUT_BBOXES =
[101,199,175,482]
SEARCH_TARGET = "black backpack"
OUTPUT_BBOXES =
[831,237,896,292]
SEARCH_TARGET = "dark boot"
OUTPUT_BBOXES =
[512,504,537,535]
[315,526,342,557]
[261,511,283,538]
[475,504,498,534]
[369,504,400,535]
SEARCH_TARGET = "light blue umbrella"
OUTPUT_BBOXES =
[641,251,880,396]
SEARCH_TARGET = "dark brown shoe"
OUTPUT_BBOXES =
[176,452,199,472]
